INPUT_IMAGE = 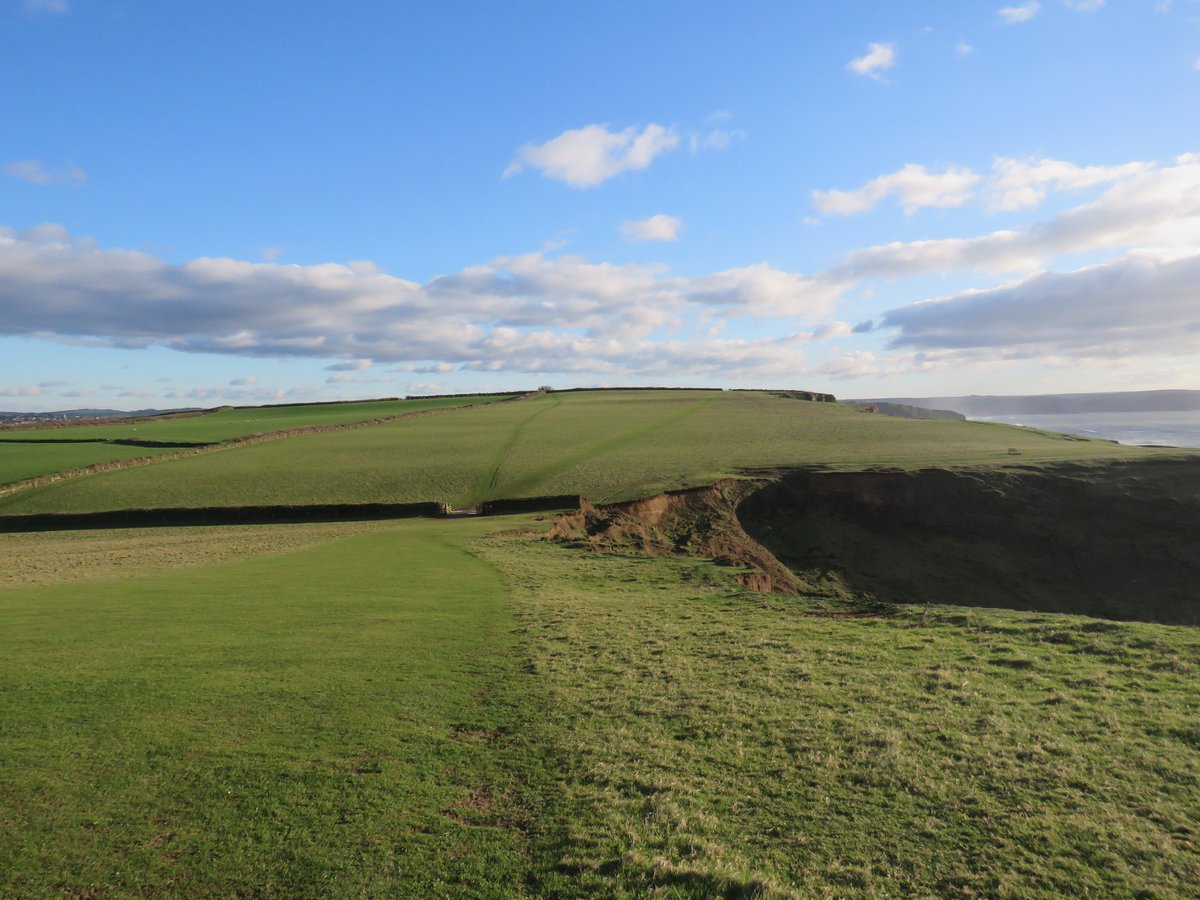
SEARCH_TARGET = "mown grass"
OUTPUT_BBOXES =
[0,394,512,487]
[4,518,1199,896]
[0,519,541,897]
[0,389,1172,514]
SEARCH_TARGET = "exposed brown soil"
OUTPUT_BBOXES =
[547,459,1200,624]
[546,481,800,594]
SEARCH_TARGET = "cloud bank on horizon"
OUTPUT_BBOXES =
[1,1,1197,407]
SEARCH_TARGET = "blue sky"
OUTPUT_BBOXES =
[2,0,1199,410]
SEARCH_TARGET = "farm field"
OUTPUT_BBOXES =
[0,389,1170,515]
[0,394,513,488]
[3,517,1199,896]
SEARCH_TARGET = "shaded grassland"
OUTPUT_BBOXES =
[4,519,1199,896]
[0,394,512,487]
[0,389,1172,515]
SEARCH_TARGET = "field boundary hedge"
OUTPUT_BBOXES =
[0,502,448,532]
[477,495,581,515]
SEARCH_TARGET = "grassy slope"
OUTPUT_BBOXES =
[0,389,1168,514]
[497,533,1200,897]
[0,518,539,897]
[0,394,511,487]
[3,519,1199,896]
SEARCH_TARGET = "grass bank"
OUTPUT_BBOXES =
[1,389,1172,515]
[0,394,513,487]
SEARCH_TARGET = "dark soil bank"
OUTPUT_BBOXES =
[737,459,1200,624]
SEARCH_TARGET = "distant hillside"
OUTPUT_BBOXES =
[854,390,1200,417]
[0,408,200,425]
[843,401,965,421]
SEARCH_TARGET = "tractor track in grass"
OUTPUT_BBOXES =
[479,393,719,504]
[468,393,564,505]
[0,392,541,503]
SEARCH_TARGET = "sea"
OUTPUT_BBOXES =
[975,409,1200,449]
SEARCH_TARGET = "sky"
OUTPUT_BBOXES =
[2,0,1199,411]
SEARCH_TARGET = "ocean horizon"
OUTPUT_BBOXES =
[975,409,1200,449]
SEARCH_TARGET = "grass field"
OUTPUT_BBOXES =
[0,389,1170,515]
[3,518,1199,896]
[0,394,513,488]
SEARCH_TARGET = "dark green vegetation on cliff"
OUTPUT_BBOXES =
[3,389,1199,896]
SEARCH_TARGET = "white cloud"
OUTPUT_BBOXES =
[0,225,844,379]
[998,1,1041,23]
[0,385,44,397]
[836,154,1200,280]
[229,376,257,386]
[1194,56,1200,71]
[325,359,373,371]
[1064,0,1104,10]
[847,42,896,80]
[811,321,853,340]
[504,123,679,188]
[4,160,86,186]
[813,154,1155,218]
[620,214,683,243]
[985,156,1148,210]
[812,164,981,216]
[956,40,974,56]
[883,249,1200,359]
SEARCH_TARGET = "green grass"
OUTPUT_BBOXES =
[4,519,1199,896]
[0,394,512,488]
[0,518,540,897]
[488,533,1200,897]
[0,389,1173,514]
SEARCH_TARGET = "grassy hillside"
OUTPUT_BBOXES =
[0,389,1167,515]
[3,518,1198,896]
[0,394,512,488]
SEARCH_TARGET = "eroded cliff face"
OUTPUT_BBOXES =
[546,482,801,595]
[548,459,1200,624]
[737,460,1200,624]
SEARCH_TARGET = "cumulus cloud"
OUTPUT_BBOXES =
[1064,0,1104,10]
[882,250,1200,358]
[813,153,1168,219]
[0,385,43,397]
[229,376,257,386]
[985,156,1147,210]
[620,214,683,243]
[835,154,1200,280]
[504,123,679,188]
[847,42,896,80]
[325,359,373,371]
[998,1,1041,23]
[4,160,86,186]
[956,40,974,56]
[0,225,843,379]
[813,163,980,216]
